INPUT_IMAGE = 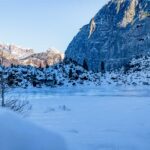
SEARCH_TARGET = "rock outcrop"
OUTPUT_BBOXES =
[65,0,150,72]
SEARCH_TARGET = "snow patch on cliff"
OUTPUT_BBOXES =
[88,18,96,39]
[119,0,138,27]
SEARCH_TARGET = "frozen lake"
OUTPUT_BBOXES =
[12,85,150,97]
[11,86,150,150]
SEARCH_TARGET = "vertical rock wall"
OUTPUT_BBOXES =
[65,0,150,72]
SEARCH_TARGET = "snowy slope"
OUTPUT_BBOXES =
[0,108,67,150]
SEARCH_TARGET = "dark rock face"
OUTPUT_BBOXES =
[65,0,150,72]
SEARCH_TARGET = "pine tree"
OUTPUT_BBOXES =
[69,69,73,79]
[0,50,5,107]
[83,60,88,71]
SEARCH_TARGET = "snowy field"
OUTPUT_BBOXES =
[10,86,150,150]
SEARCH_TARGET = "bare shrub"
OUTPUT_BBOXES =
[5,98,32,113]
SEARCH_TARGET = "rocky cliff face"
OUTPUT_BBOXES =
[0,44,64,67]
[65,0,150,72]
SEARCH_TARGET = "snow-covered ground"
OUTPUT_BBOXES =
[0,108,67,150]
[10,86,150,150]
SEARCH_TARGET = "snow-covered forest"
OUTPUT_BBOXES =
[1,55,150,88]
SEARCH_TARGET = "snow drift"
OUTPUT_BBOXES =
[0,109,67,150]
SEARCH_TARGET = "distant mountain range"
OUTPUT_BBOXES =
[0,44,64,67]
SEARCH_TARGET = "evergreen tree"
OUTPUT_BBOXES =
[83,60,88,71]
[69,69,73,79]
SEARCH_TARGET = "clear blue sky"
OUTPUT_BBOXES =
[0,0,108,52]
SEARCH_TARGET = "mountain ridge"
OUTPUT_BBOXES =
[0,44,64,67]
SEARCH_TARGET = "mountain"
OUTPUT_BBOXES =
[0,44,34,59]
[20,48,64,67]
[65,0,150,72]
[0,44,64,67]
